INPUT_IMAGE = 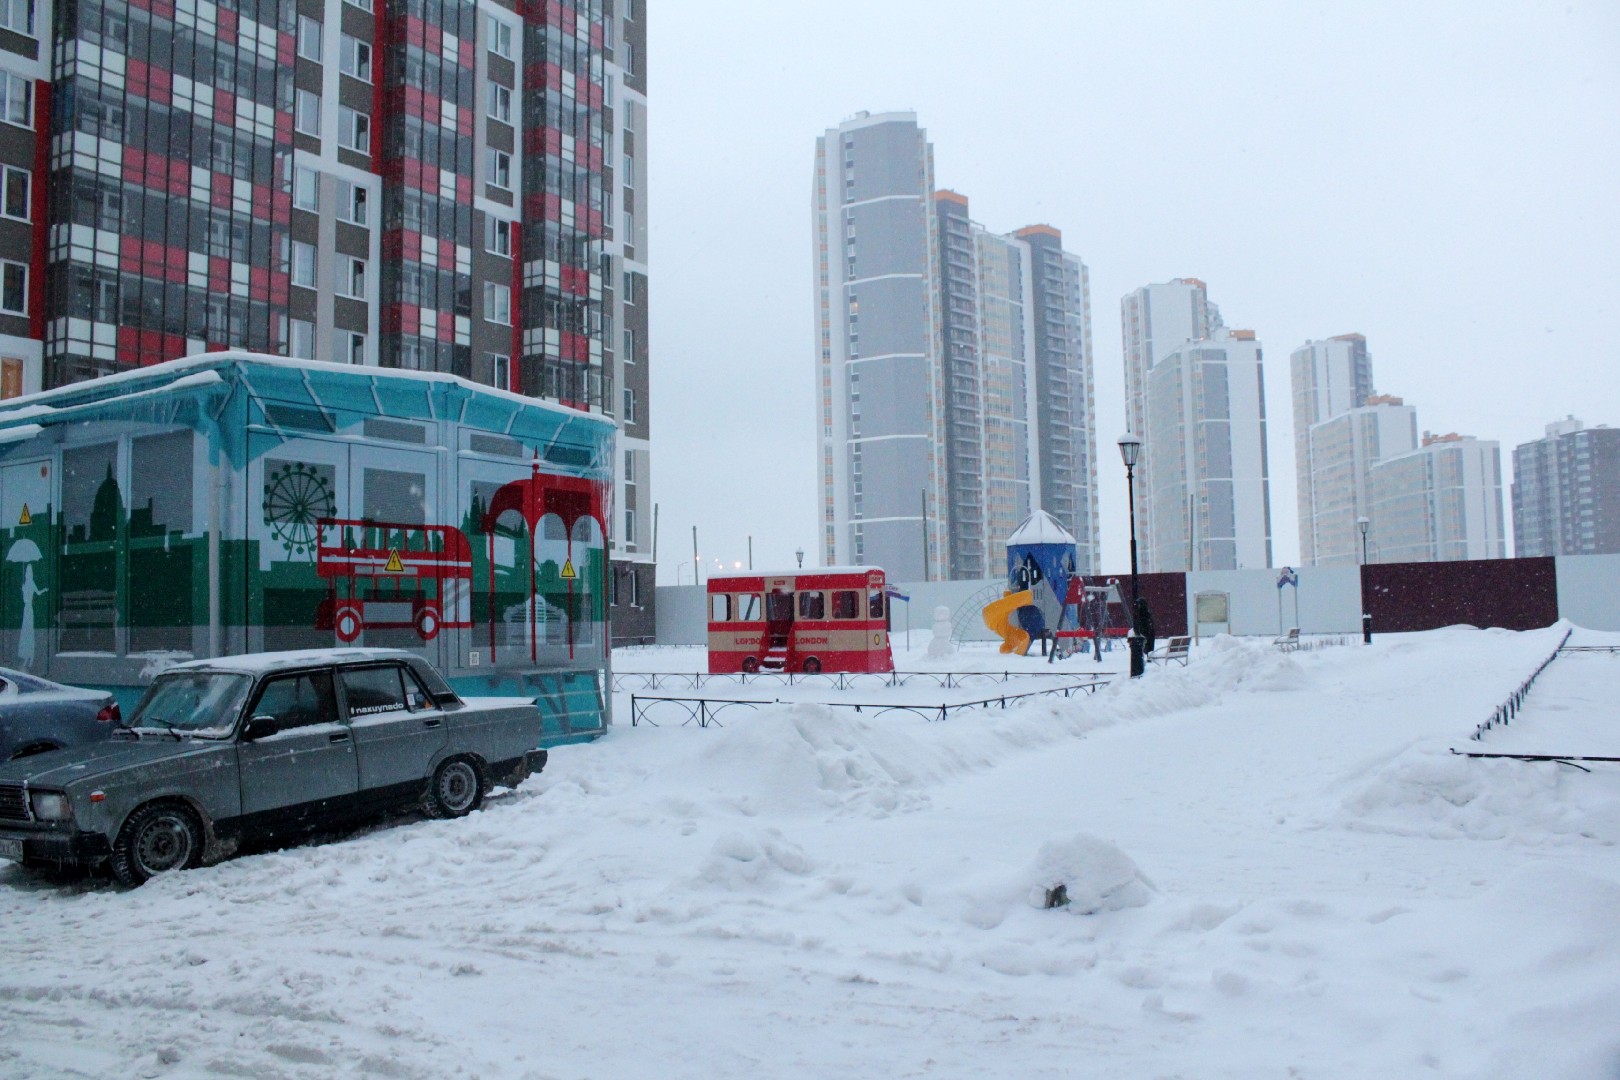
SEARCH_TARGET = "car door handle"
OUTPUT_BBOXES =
[421,717,442,729]
[329,731,350,743]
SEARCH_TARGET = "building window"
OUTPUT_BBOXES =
[487,83,511,124]
[293,165,319,212]
[623,386,636,423]
[0,164,27,221]
[294,90,321,136]
[489,352,510,390]
[0,0,34,36]
[339,107,370,154]
[0,73,31,128]
[624,508,636,547]
[624,449,636,484]
[288,318,314,360]
[344,0,371,10]
[486,148,511,190]
[342,256,367,298]
[296,15,322,60]
[340,35,371,81]
[344,183,368,225]
[338,330,365,364]
[623,326,634,364]
[485,216,511,256]
[0,261,22,314]
[483,282,510,324]
[290,241,316,288]
[487,14,512,57]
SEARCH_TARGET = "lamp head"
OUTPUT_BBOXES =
[1117,433,1142,469]
[1356,516,1369,534]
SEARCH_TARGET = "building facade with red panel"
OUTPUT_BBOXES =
[0,0,652,641]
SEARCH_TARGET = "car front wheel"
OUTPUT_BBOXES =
[422,758,485,819]
[111,802,204,887]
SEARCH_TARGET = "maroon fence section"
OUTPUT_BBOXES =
[1098,571,1189,638]
[1362,557,1559,633]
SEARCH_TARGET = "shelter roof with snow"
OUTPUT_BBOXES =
[1007,509,1076,548]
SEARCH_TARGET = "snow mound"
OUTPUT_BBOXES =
[699,828,814,889]
[694,697,1126,819]
[1196,634,1312,692]
[694,706,938,817]
[1335,744,1620,843]
[1025,833,1156,914]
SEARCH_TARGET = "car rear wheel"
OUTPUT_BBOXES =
[111,802,204,887]
[422,757,485,819]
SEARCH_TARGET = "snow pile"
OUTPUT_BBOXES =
[1337,743,1620,843]
[1193,632,1314,691]
[700,828,815,889]
[1023,832,1155,913]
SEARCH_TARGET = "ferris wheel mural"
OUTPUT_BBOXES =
[262,461,336,559]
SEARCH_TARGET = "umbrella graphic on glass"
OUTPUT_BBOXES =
[7,538,43,670]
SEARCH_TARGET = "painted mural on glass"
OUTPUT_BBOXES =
[0,354,615,743]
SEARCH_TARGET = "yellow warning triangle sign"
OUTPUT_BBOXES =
[560,559,576,580]
[384,549,404,572]
[18,503,29,526]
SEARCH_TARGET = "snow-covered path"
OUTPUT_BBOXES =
[3,626,1618,1079]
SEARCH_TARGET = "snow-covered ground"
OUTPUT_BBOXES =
[3,625,1619,1079]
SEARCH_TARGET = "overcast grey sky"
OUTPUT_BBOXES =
[646,1,1620,582]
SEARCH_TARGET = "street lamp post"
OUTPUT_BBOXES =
[795,547,804,569]
[1357,516,1372,644]
[1118,433,1145,678]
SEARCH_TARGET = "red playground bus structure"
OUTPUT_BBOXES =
[707,567,894,674]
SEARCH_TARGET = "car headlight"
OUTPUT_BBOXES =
[29,791,73,822]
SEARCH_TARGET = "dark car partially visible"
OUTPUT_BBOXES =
[0,668,120,762]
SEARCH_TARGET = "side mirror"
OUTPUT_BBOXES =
[242,715,279,741]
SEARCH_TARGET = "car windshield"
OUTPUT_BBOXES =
[128,672,254,737]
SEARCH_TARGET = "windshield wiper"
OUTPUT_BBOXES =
[136,717,185,742]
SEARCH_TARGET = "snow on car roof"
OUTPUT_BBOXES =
[165,648,423,675]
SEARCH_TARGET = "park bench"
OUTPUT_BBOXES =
[1272,627,1300,651]
[1146,635,1191,666]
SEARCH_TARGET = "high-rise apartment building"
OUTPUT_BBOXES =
[933,189,985,578]
[1,0,652,639]
[1367,433,1505,563]
[1120,278,1221,563]
[1140,327,1272,571]
[1290,334,1374,563]
[1305,395,1417,564]
[1015,224,1098,575]
[1512,417,1620,556]
[813,115,1097,581]
[973,222,1033,573]
[814,111,939,581]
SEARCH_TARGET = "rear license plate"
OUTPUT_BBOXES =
[0,836,23,863]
